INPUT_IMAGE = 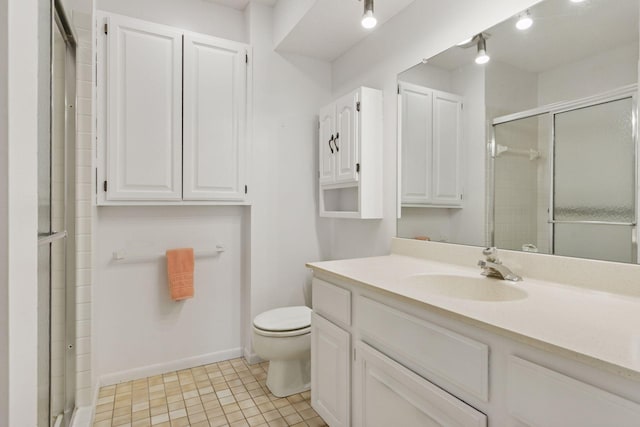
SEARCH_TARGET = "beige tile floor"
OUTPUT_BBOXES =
[93,358,328,427]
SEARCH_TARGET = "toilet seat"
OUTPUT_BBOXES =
[253,306,311,337]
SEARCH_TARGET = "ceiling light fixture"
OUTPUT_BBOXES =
[361,0,377,29]
[475,34,490,65]
[516,10,533,30]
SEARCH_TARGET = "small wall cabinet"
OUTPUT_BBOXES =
[399,82,463,207]
[96,12,249,204]
[319,87,382,218]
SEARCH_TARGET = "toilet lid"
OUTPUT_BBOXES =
[253,306,311,332]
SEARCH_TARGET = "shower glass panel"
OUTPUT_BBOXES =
[38,4,76,426]
[553,97,635,263]
[492,114,549,253]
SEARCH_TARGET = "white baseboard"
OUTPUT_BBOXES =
[99,348,243,386]
[70,406,93,427]
[243,348,263,365]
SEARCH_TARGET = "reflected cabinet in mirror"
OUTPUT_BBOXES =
[397,0,639,263]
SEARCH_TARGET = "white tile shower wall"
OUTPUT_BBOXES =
[72,10,94,408]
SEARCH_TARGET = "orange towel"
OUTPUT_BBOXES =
[166,248,194,301]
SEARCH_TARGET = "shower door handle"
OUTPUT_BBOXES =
[38,230,67,245]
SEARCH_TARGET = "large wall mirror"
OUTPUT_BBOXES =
[397,0,639,263]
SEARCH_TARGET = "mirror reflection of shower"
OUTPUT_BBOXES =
[490,88,637,263]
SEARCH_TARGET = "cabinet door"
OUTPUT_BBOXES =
[183,34,247,201]
[105,15,183,201]
[311,312,350,427]
[334,91,359,184]
[432,90,463,205]
[353,342,486,427]
[319,104,336,185]
[400,83,433,204]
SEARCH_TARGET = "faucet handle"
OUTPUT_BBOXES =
[482,247,500,263]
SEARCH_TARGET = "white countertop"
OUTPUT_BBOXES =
[307,253,640,380]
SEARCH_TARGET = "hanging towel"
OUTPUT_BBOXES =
[166,248,194,301]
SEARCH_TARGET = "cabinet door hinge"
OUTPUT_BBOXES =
[245,53,248,64]
[356,101,361,112]
[356,163,360,173]
[103,180,108,192]
[353,348,357,361]
[104,23,108,35]
[397,85,400,94]
[245,185,248,194]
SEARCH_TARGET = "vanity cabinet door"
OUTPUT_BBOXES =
[183,33,247,201]
[104,14,183,201]
[311,312,350,427]
[353,341,486,427]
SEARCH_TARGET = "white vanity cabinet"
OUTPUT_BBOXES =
[309,269,640,427]
[311,279,352,427]
[97,12,249,204]
[399,82,463,207]
[318,87,382,219]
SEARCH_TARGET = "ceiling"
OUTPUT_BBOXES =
[275,0,416,62]
[202,0,276,11]
[425,0,638,74]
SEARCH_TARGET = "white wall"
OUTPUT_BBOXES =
[273,0,315,48]
[0,0,8,421]
[330,0,541,259]
[245,2,332,360]
[538,42,639,105]
[449,63,486,246]
[97,0,246,43]
[0,0,40,424]
[95,207,244,380]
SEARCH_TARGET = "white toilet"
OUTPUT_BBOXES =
[252,306,312,397]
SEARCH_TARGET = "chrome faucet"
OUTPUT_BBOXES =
[478,247,522,282]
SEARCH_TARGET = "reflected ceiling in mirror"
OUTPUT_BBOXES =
[396,0,639,263]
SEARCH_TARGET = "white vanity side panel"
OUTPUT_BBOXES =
[507,356,640,427]
[358,296,489,401]
[312,278,351,328]
[354,341,486,427]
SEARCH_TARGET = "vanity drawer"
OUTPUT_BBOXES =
[358,296,489,401]
[312,278,351,327]
[507,356,640,427]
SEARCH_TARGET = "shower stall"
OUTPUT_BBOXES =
[37,1,76,426]
[490,86,637,263]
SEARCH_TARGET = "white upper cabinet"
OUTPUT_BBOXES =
[105,14,183,201]
[183,34,247,201]
[400,82,463,207]
[318,87,383,219]
[97,12,249,204]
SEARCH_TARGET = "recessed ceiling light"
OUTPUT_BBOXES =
[516,10,533,30]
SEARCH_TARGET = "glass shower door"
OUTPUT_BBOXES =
[552,97,636,263]
[38,5,76,426]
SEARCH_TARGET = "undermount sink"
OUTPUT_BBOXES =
[400,274,527,302]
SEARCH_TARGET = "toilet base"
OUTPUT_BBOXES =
[266,358,311,397]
